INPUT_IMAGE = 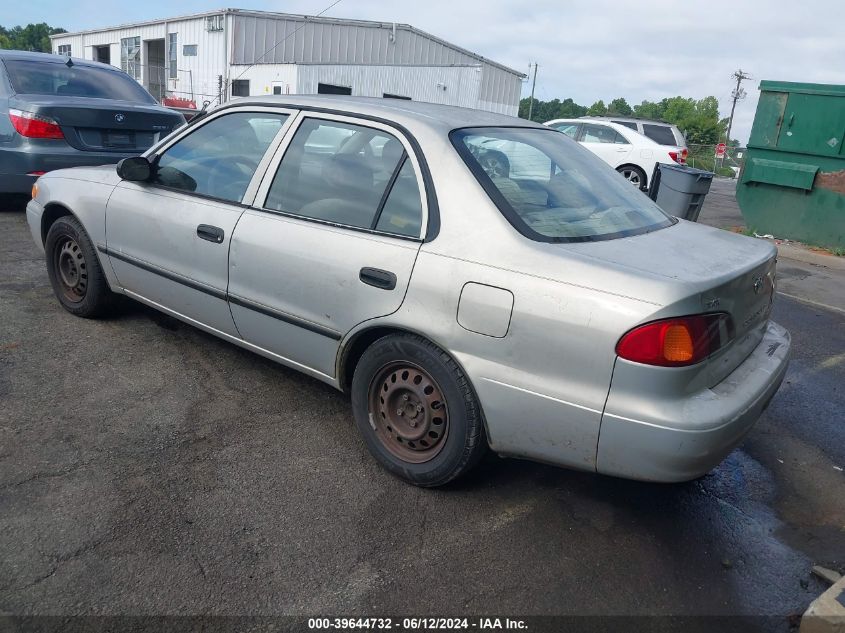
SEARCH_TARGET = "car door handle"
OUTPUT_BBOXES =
[359,267,397,290]
[197,224,224,244]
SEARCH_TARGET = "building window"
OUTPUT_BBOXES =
[383,93,411,100]
[317,83,352,95]
[57,44,72,57]
[168,33,178,79]
[231,79,249,97]
[205,15,224,31]
[120,36,141,79]
[183,44,197,56]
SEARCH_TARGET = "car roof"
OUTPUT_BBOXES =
[0,49,118,71]
[581,115,678,128]
[219,95,547,136]
[543,118,661,145]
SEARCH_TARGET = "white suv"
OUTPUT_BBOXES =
[585,116,688,163]
[544,118,681,190]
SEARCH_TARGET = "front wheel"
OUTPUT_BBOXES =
[45,215,114,318]
[351,334,487,487]
[617,165,647,190]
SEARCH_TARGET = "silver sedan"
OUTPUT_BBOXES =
[26,96,790,487]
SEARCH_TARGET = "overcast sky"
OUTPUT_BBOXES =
[4,0,845,143]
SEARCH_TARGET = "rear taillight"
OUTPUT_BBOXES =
[616,314,734,367]
[668,149,688,165]
[9,108,64,139]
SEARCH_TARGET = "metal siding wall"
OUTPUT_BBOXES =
[295,64,481,109]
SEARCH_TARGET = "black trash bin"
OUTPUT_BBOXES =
[648,163,714,221]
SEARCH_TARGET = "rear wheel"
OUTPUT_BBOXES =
[45,215,113,318]
[351,334,487,487]
[617,165,647,190]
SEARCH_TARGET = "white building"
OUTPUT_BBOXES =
[50,9,525,115]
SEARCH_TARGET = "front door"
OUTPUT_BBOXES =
[228,114,428,378]
[105,109,293,336]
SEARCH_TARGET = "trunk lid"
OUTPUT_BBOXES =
[559,220,777,384]
[11,95,183,153]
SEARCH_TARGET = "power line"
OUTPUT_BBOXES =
[209,0,345,107]
[725,69,751,145]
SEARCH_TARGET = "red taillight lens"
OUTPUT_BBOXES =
[680,148,688,164]
[616,314,734,367]
[668,151,679,163]
[9,109,64,139]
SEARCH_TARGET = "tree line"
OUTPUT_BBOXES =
[0,23,66,54]
[519,95,736,146]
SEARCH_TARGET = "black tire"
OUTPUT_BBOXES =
[617,164,647,190]
[351,334,487,487]
[45,215,114,318]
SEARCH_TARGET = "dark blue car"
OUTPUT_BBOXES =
[0,50,184,194]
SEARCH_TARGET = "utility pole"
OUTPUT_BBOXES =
[527,63,538,121]
[725,69,751,147]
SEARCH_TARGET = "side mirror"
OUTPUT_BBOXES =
[116,156,152,182]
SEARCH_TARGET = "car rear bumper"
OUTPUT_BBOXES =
[0,146,129,194]
[596,320,791,482]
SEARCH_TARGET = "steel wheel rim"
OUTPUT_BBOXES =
[53,237,87,303]
[368,361,449,464]
[621,169,641,186]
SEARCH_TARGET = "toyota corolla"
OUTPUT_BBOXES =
[26,96,790,487]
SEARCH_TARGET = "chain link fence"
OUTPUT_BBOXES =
[685,144,746,178]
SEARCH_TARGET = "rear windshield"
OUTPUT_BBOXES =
[3,59,156,103]
[642,123,678,146]
[451,127,674,242]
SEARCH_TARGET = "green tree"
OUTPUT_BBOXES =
[586,100,607,116]
[607,97,632,116]
[0,23,66,53]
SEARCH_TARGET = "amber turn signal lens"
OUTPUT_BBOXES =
[662,324,694,362]
[31,183,38,200]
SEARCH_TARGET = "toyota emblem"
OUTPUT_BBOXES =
[114,113,126,123]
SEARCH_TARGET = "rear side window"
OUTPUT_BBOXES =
[3,59,156,103]
[265,118,423,238]
[642,123,678,146]
[452,127,674,243]
[152,112,288,203]
[580,123,627,144]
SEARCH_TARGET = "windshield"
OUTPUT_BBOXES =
[451,127,674,242]
[4,59,157,103]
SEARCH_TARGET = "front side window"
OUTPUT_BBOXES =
[265,118,423,237]
[452,127,674,242]
[152,112,288,203]
[4,60,155,102]
[121,36,141,79]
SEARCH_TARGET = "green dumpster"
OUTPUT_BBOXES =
[737,80,845,249]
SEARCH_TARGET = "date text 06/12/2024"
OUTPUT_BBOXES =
[307,618,528,630]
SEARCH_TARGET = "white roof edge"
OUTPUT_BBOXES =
[49,8,526,78]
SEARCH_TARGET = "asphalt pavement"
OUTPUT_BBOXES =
[0,190,843,630]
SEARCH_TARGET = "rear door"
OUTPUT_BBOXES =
[104,107,294,335]
[228,112,427,379]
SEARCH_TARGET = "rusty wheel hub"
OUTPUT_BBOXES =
[54,237,87,303]
[368,362,449,463]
